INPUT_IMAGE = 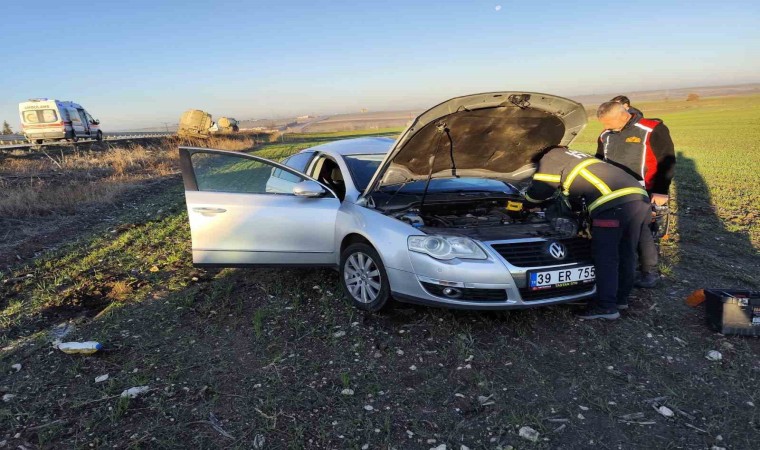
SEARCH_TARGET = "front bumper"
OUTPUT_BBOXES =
[386,239,595,310]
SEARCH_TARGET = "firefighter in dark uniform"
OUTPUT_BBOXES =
[524,147,651,320]
[596,101,676,288]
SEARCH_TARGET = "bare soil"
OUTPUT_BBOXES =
[0,128,758,449]
[2,261,758,449]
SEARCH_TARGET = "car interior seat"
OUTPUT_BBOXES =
[318,160,346,201]
[329,166,346,200]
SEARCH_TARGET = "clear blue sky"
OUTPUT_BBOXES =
[1,0,758,130]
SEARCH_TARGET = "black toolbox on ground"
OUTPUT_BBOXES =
[705,289,760,336]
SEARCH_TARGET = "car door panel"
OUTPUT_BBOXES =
[77,110,90,135]
[187,190,340,253]
[179,147,340,267]
[85,111,99,134]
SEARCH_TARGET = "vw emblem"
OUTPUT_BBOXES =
[547,241,567,260]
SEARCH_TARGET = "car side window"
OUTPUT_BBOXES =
[283,152,314,173]
[67,108,81,123]
[274,168,302,183]
[269,156,300,185]
[190,152,308,195]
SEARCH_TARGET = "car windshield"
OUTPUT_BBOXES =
[379,177,512,194]
[343,154,385,191]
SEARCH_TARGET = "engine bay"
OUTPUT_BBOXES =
[396,198,534,227]
[388,196,581,240]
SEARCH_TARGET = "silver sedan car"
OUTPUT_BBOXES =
[179,91,596,311]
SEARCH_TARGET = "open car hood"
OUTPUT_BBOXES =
[363,92,587,195]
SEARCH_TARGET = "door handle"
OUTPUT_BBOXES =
[192,207,227,216]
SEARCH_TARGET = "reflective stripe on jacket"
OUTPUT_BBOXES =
[525,147,648,216]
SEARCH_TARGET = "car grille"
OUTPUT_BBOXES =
[421,282,508,301]
[491,238,592,267]
[519,284,595,301]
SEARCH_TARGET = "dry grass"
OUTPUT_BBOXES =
[202,135,258,151]
[0,181,127,217]
[177,132,274,151]
[0,136,261,218]
[106,280,134,302]
[0,144,174,217]
[1,145,171,177]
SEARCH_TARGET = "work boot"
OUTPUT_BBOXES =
[635,272,658,288]
[575,306,620,320]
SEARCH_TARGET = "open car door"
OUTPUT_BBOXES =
[179,147,340,266]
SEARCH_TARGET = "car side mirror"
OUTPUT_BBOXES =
[92,120,100,125]
[292,180,325,198]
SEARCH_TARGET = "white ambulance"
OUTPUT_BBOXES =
[19,99,102,144]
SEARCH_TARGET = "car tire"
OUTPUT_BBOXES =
[35,139,43,145]
[340,243,391,312]
[96,130,103,141]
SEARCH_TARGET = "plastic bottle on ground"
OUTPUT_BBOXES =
[57,342,102,355]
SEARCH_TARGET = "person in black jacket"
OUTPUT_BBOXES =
[610,95,644,118]
[525,147,651,320]
[596,101,676,288]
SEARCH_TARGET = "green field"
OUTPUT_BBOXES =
[0,96,758,448]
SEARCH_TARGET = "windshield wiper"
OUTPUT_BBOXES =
[381,178,416,208]
[442,189,505,194]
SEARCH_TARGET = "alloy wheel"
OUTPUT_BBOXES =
[344,252,382,304]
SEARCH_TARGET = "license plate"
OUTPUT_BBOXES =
[528,265,595,290]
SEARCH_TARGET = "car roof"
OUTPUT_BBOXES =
[298,136,395,157]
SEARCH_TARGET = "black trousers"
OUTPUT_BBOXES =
[590,199,652,310]
[638,210,658,273]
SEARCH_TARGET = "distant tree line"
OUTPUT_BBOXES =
[2,120,13,135]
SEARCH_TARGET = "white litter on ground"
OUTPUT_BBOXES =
[120,386,150,398]
[519,426,540,442]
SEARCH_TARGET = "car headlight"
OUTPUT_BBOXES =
[407,235,487,260]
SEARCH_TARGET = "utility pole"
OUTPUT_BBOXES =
[161,122,170,132]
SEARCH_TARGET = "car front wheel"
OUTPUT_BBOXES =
[340,243,391,312]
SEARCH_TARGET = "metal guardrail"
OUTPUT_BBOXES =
[0,134,26,142]
[0,132,175,150]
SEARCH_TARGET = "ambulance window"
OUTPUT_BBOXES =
[23,109,58,123]
[42,110,58,123]
[24,111,39,123]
